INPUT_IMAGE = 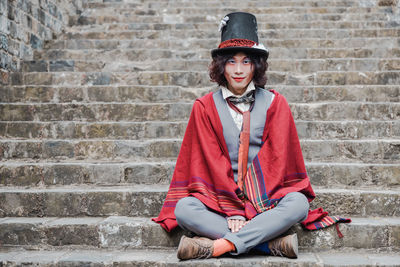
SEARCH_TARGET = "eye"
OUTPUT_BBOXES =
[227,59,236,64]
[243,58,252,64]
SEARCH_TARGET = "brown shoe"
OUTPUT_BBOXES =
[177,235,214,260]
[268,233,298,259]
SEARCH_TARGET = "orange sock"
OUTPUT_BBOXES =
[212,238,236,257]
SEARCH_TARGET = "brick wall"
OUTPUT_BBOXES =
[0,0,83,84]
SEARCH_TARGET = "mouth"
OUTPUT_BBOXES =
[233,77,245,82]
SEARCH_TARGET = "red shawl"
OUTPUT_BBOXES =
[152,90,350,232]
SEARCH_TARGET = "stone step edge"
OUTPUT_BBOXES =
[82,0,395,3]
[0,161,398,167]
[12,70,400,76]
[0,137,398,150]
[2,100,399,105]
[0,248,399,266]
[68,20,400,25]
[68,24,400,32]
[53,38,400,46]
[0,216,399,252]
[5,84,399,88]
[0,119,398,123]
[47,36,400,42]
[78,5,397,9]
[72,12,399,17]
[21,58,400,67]
[1,138,400,142]
[63,27,400,33]
[35,48,400,54]
[0,215,397,227]
[25,57,400,61]
[0,185,398,194]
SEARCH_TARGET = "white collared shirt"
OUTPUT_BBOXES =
[221,81,256,130]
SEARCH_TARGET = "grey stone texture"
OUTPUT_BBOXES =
[0,0,400,265]
[0,216,398,250]
[0,186,399,217]
[0,0,83,83]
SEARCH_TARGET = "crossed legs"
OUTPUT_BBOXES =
[174,192,309,255]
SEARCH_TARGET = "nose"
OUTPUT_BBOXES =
[235,63,243,74]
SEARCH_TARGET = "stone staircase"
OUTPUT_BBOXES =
[1,0,400,265]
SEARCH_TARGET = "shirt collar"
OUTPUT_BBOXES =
[221,81,256,100]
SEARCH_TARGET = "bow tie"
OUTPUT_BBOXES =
[227,91,255,105]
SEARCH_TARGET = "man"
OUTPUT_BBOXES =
[153,12,350,260]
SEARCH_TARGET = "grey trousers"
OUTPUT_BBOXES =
[174,192,309,255]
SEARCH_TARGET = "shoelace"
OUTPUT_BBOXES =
[193,240,213,259]
[269,247,284,257]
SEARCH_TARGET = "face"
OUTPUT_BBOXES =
[224,52,254,95]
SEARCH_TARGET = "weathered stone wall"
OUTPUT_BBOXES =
[0,0,83,84]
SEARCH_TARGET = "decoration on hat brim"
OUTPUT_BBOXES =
[218,16,230,32]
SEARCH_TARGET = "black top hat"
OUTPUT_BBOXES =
[211,12,269,59]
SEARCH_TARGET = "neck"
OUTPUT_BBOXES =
[227,84,250,96]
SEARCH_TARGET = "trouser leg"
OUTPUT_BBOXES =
[174,196,230,240]
[223,192,309,254]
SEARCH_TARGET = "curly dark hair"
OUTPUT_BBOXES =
[209,52,268,88]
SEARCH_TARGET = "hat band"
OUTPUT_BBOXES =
[218,38,256,49]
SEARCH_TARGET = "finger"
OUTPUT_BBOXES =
[232,221,238,232]
[233,220,241,232]
[227,220,233,230]
[229,220,236,232]
[237,221,245,230]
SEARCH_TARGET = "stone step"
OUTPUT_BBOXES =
[67,20,395,32]
[1,139,398,163]
[43,37,400,51]
[33,47,400,61]
[2,85,398,103]
[300,139,400,164]
[22,57,400,74]
[83,0,397,8]
[0,216,398,251]
[1,102,398,122]
[276,85,400,103]
[69,10,395,25]
[9,71,212,87]
[0,247,399,266]
[23,59,210,72]
[77,6,395,16]
[0,85,207,103]
[0,121,187,140]
[60,27,400,40]
[0,102,193,122]
[8,71,400,87]
[1,120,399,140]
[290,102,400,121]
[0,161,399,189]
[296,120,400,140]
[0,186,398,217]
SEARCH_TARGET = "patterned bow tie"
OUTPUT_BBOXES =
[227,91,255,105]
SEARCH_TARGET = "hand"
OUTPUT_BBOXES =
[227,219,248,233]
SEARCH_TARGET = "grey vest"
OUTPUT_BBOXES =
[213,88,274,182]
